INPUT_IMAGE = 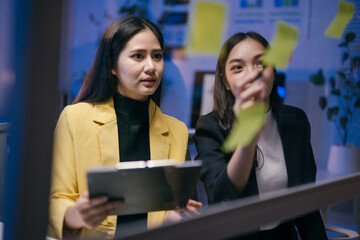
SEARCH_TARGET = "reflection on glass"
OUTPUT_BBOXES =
[1,0,358,239]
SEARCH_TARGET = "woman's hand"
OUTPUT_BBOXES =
[227,66,274,194]
[232,66,273,116]
[64,192,124,230]
[164,199,203,224]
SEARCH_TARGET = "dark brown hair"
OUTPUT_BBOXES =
[73,15,164,105]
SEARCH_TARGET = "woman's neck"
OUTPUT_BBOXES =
[116,90,149,102]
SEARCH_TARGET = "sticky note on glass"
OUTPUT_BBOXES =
[262,21,299,69]
[187,1,226,54]
[325,1,354,38]
[222,103,266,153]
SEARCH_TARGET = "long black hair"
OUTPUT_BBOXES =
[73,15,164,105]
[212,32,279,130]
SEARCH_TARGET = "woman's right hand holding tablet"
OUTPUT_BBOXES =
[164,199,203,223]
[64,192,124,230]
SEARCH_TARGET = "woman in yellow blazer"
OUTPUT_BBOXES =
[49,16,201,239]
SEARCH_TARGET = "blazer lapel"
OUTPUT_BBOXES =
[93,99,120,165]
[276,108,296,187]
[149,100,170,160]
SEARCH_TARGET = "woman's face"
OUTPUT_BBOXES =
[112,28,164,101]
[224,37,274,100]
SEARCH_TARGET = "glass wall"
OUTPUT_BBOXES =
[0,0,359,238]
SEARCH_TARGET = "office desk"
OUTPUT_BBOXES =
[317,169,360,233]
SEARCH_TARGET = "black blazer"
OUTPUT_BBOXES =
[194,104,327,240]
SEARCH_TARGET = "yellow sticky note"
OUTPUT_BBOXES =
[325,1,354,38]
[187,1,226,54]
[262,21,299,69]
[222,103,267,153]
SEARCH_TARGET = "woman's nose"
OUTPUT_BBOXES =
[144,57,155,73]
[248,65,258,74]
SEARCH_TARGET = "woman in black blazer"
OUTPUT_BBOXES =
[194,32,327,240]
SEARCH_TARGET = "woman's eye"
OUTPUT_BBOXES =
[132,54,143,59]
[153,53,163,60]
[256,59,265,66]
[231,65,243,71]
[256,61,263,66]
[256,61,264,71]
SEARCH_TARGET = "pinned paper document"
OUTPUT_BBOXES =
[187,1,226,54]
[222,103,267,153]
[262,21,299,69]
[325,1,355,38]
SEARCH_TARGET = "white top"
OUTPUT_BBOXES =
[255,109,288,230]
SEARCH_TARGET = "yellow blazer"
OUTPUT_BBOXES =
[49,99,188,239]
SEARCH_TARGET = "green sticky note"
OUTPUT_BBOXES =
[325,1,354,38]
[222,103,267,153]
[187,1,226,54]
[262,21,299,69]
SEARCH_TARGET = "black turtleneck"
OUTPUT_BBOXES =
[113,92,149,238]
[113,92,150,162]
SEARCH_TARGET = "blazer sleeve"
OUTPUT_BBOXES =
[49,107,79,239]
[194,115,238,204]
[293,109,327,239]
[299,109,317,184]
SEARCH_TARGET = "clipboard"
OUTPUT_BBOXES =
[87,160,202,215]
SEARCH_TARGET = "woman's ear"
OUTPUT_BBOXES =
[225,83,230,91]
[111,68,117,75]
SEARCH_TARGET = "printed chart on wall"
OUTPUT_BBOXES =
[227,0,310,42]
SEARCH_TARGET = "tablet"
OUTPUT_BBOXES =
[87,160,202,215]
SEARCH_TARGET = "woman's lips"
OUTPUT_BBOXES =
[141,78,156,86]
